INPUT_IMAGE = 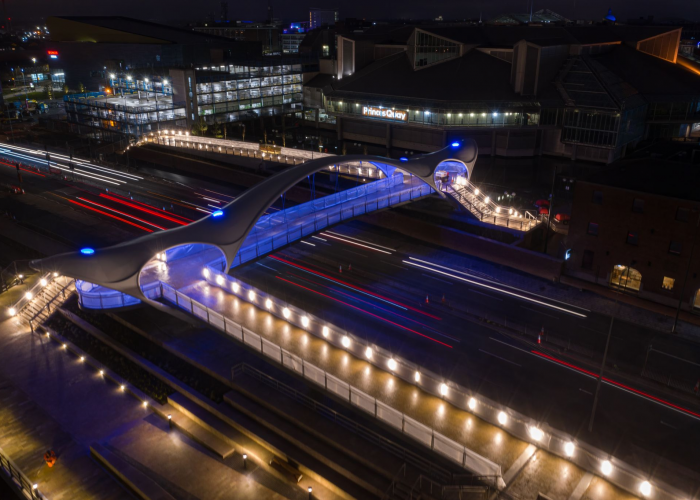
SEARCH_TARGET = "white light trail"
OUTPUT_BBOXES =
[320,232,392,254]
[403,260,587,318]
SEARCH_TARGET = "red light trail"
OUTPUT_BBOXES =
[68,199,153,232]
[0,160,46,177]
[276,276,452,348]
[77,197,167,230]
[99,194,190,225]
[106,192,194,222]
[532,350,700,420]
[270,255,442,320]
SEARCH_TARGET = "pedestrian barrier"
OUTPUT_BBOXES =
[0,444,48,499]
[191,269,687,500]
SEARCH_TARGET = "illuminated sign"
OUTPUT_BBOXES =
[47,50,58,59]
[362,106,407,122]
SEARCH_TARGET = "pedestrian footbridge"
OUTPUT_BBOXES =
[32,139,538,310]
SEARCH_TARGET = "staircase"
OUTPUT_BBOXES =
[19,277,75,326]
[445,182,539,232]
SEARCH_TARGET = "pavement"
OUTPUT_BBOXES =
[0,299,340,499]
[114,276,650,500]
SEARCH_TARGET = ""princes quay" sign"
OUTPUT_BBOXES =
[362,106,408,122]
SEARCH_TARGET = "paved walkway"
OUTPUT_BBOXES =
[0,309,335,500]
[118,288,639,500]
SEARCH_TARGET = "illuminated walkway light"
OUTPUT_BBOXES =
[283,307,291,319]
[529,427,544,441]
[212,210,224,217]
[215,275,224,286]
[498,411,508,425]
[388,358,397,371]
[203,267,210,279]
[80,248,95,255]
[248,290,255,301]
[365,347,373,359]
[301,315,310,328]
[8,308,16,316]
[564,441,575,457]
[440,383,448,396]
[40,278,47,286]
[265,298,272,309]
[232,282,240,293]
[342,335,351,348]
[451,141,460,148]
[601,460,612,476]
[414,371,421,382]
[640,481,652,497]
[468,397,477,410]
[322,326,329,337]
[25,292,33,301]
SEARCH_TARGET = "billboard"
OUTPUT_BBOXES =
[361,106,408,122]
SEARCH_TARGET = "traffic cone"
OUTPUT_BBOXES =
[348,264,352,272]
[538,327,543,344]
[425,294,429,304]
[339,265,342,273]
[442,294,446,304]
[695,380,699,395]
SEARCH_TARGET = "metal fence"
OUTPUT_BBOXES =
[0,445,47,499]
[193,270,687,500]
[159,281,503,487]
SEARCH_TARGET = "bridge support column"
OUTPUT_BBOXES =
[385,123,392,154]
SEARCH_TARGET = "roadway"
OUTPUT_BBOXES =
[230,222,700,492]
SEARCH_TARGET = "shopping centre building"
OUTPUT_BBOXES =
[304,24,699,163]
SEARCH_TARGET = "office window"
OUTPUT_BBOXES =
[610,264,642,291]
[582,250,594,269]
[322,45,329,57]
[592,190,603,205]
[676,207,690,222]
[587,222,599,236]
[626,231,639,245]
[632,198,644,213]
[662,276,675,291]
[669,241,682,255]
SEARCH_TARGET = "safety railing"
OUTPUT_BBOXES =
[7,273,52,318]
[446,185,539,232]
[193,269,687,500]
[232,174,432,268]
[231,362,477,487]
[159,280,503,487]
[75,280,146,310]
[0,444,48,499]
[28,279,75,325]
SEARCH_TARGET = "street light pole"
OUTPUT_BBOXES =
[672,210,700,333]
[543,165,558,255]
[588,262,634,432]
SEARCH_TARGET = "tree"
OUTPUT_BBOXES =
[78,82,85,93]
[191,117,208,136]
[42,84,52,100]
[63,84,69,94]
[211,122,222,138]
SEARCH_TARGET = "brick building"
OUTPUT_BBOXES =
[565,160,700,312]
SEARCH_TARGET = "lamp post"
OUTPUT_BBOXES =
[671,210,700,334]
[543,164,559,255]
[588,260,635,432]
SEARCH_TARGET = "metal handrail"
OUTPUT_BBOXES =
[0,444,47,499]
[28,279,75,324]
[231,363,458,485]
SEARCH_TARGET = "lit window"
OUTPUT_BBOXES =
[662,276,675,291]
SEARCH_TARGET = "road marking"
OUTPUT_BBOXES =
[469,289,502,301]
[324,230,396,251]
[578,388,592,395]
[256,263,279,273]
[479,349,521,367]
[488,336,531,355]
[421,273,453,285]
[520,306,558,319]
[380,261,408,271]
[311,235,327,241]
[503,445,536,485]
[568,473,593,500]
[321,232,392,254]
[300,241,316,247]
[660,420,678,429]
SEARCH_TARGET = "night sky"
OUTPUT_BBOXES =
[8,0,700,25]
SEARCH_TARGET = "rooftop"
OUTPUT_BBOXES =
[583,159,700,202]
